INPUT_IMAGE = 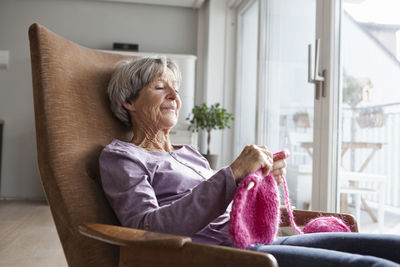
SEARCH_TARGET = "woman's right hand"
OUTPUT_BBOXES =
[229,145,274,184]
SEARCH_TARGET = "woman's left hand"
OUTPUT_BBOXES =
[271,151,287,186]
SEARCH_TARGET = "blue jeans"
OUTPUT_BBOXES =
[248,233,400,267]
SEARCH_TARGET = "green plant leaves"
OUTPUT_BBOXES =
[186,103,234,133]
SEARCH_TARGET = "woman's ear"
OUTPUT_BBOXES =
[123,101,136,111]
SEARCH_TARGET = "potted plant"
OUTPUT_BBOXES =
[293,111,311,128]
[356,107,386,128]
[186,103,234,169]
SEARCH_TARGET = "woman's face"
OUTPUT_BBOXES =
[130,68,181,130]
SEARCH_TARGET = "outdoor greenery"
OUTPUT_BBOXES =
[186,103,234,155]
[342,70,373,108]
[342,70,385,128]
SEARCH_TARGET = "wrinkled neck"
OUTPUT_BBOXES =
[131,123,174,152]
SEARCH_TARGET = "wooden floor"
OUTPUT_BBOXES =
[0,200,67,267]
[1,200,399,267]
[351,205,400,235]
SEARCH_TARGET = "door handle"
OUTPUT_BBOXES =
[308,39,326,100]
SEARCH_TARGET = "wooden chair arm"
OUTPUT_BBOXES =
[79,223,278,267]
[280,207,359,232]
[118,241,277,267]
[78,222,191,248]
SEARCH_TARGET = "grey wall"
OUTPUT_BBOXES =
[0,0,198,199]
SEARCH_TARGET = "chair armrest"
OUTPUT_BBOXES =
[79,223,278,267]
[280,207,359,232]
[78,222,191,248]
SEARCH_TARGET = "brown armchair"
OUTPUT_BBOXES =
[28,23,357,267]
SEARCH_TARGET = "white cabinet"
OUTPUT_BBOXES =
[169,124,198,148]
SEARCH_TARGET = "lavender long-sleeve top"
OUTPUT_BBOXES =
[99,139,238,245]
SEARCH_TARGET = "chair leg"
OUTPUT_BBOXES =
[355,194,361,226]
[378,183,385,232]
[361,196,377,222]
[340,193,350,214]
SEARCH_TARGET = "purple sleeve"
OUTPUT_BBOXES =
[99,150,237,236]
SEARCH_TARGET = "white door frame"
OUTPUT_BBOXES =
[231,0,341,212]
[312,0,341,212]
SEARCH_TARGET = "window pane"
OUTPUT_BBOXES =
[260,0,316,210]
[234,0,258,155]
[340,0,400,234]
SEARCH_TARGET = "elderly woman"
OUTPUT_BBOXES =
[100,56,400,267]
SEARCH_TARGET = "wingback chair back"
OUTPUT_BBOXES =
[29,23,135,267]
[28,23,359,267]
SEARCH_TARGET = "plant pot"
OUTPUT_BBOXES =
[293,113,311,128]
[356,112,386,128]
[203,154,218,170]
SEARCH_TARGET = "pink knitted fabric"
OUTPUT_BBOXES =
[228,170,280,248]
[229,150,351,248]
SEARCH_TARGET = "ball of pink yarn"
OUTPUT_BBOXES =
[302,216,351,234]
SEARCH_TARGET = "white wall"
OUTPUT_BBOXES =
[0,0,198,199]
[196,0,235,168]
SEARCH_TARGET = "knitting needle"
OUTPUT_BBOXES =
[246,150,289,191]
[247,181,255,190]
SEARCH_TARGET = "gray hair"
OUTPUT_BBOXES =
[107,56,182,127]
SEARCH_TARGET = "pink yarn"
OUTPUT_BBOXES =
[228,170,280,248]
[303,216,351,233]
[229,150,351,248]
[281,171,303,235]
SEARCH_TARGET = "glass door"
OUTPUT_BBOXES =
[234,0,339,212]
[258,0,317,210]
[338,0,400,234]
[234,0,259,157]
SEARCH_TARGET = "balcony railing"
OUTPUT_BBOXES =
[341,109,400,209]
[281,106,400,210]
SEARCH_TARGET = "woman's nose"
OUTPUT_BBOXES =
[166,86,178,99]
